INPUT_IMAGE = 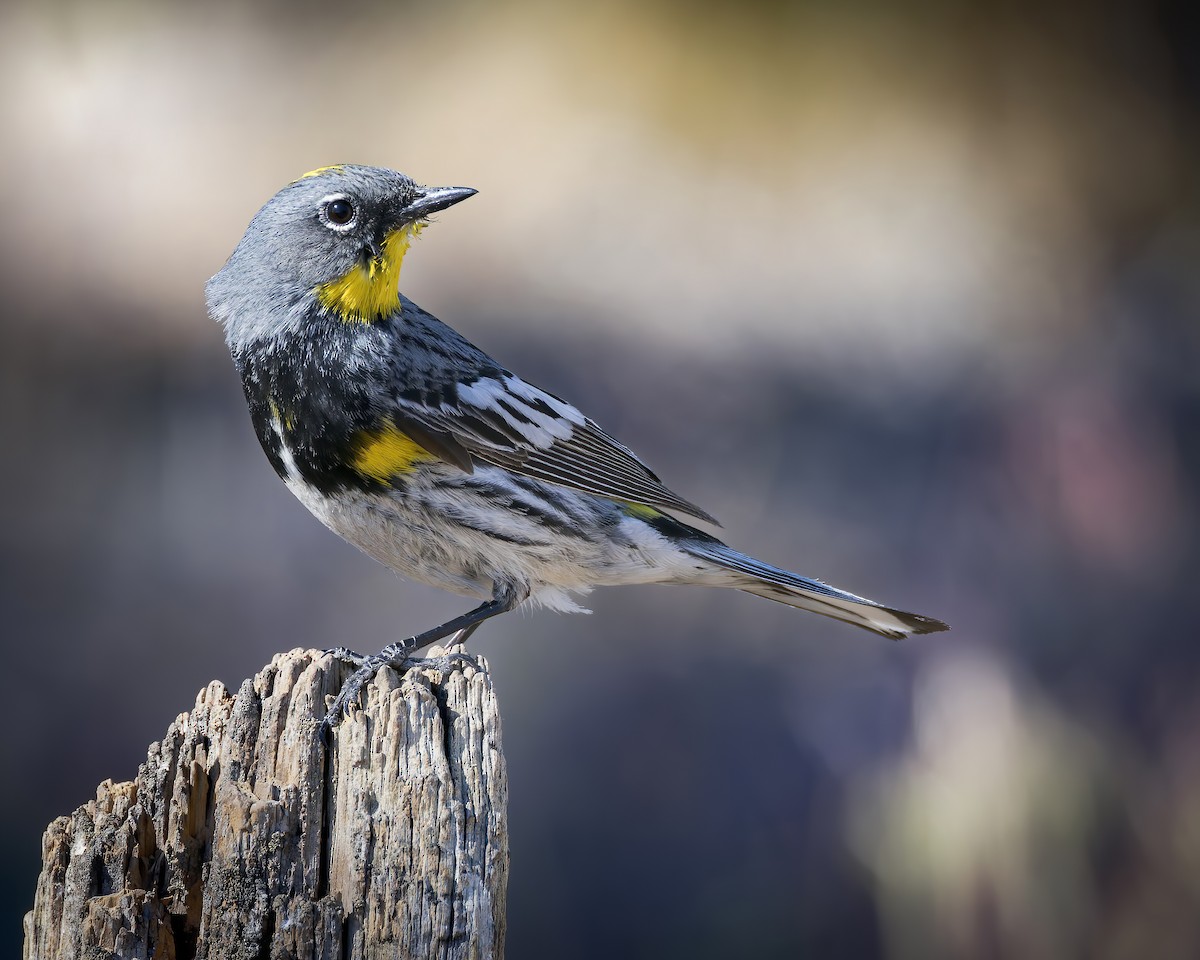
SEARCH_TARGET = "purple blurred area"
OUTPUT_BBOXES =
[3,0,1200,955]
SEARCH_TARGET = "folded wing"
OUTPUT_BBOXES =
[391,371,718,525]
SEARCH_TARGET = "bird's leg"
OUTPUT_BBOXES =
[447,621,485,647]
[321,584,522,732]
[403,620,488,675]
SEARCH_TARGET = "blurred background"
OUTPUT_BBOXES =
[3,0,1199,955]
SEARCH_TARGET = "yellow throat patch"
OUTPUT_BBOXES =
[315,222,424,324]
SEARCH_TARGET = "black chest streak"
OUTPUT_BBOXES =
[236,327,384,496]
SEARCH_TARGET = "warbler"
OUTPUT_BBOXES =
[207,164,948,721]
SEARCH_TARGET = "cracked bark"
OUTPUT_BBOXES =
[23,648,508,960]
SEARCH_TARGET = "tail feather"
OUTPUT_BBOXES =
[686,539,948,640]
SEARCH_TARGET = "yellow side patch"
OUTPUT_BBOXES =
[315,222,424,324]
[621,502,663,520]
[298,164,346,180]
[351,422,435,481]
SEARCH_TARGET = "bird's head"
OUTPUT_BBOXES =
[208,164,476,340]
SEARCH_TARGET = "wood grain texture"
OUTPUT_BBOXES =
[24,648,508,960]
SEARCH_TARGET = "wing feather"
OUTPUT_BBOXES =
[380,300,718,524]
[392,374,718,525]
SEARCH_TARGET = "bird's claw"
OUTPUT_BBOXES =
[406,649,478,675]
[320,639,428,734]
[323,646,368,667]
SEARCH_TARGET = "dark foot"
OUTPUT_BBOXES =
[320,639,416,735]
[323,645,367,666]
[318,645,486,737]
[319,583,522,737]
[404,649,479,676]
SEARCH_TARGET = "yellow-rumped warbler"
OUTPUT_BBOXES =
[207,164,948,722]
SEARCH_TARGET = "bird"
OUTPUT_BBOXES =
[206,164,948,724]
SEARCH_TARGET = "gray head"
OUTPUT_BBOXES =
[207,164,476,345]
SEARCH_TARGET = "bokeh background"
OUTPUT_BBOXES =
[4,0,1199,956]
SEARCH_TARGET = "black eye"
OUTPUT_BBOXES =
[324,198,355,226]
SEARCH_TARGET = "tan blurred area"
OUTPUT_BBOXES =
[3,1,1199,957]
[1,0,1183,357]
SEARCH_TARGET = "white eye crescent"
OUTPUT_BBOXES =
[319,195,357,230]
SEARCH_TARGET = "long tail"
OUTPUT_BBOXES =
[652,515,948,639]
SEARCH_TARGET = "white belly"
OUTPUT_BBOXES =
[282,463,696,614]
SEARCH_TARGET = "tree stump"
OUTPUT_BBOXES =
[24,648,508,960]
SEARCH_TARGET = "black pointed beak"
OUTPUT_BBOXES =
[398,185,478,223]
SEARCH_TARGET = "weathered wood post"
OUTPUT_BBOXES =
[24,648,508,960]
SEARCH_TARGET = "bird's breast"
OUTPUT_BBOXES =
[237,336,434,496]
